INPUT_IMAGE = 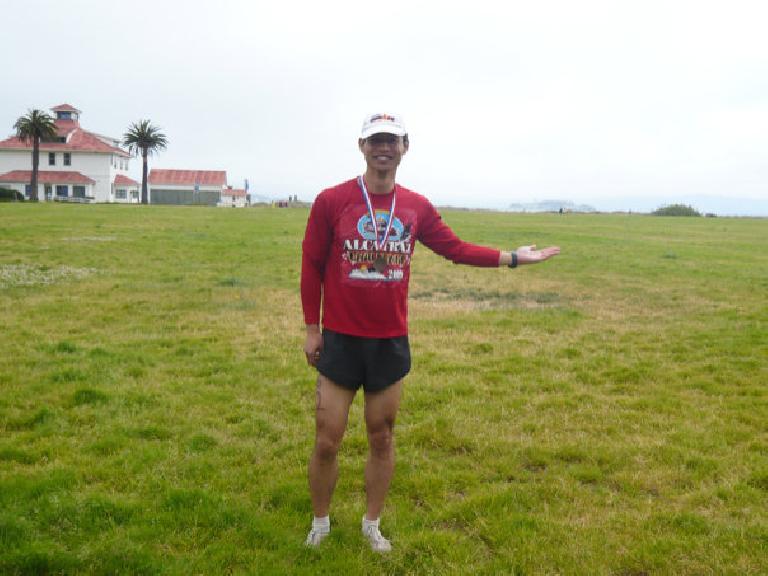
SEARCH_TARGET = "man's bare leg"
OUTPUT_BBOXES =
[363,380,403,521]
[308,375,356,517]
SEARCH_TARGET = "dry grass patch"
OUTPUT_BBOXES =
[0,263,96,288]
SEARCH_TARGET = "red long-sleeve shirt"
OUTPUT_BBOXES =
[301,178,501,337]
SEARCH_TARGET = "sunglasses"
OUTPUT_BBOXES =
[365,134,401,145]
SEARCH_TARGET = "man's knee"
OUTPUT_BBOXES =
[367,418,396,458]
[314,426,344,462]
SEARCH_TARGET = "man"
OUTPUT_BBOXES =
[301,113,560,552]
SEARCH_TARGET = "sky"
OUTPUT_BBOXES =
[2,0,767,215]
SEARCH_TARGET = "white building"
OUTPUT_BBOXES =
[114,174,140,203]
[0,104,131,202]
[219,187,247,208]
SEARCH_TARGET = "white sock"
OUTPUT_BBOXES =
[312,516,330,532]
[362,516,380,530]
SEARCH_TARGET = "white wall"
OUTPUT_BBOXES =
[0,150,33,174]
[219,195,246,208]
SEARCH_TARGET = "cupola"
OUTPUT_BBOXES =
[51,104,81,124]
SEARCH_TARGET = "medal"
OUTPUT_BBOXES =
[358,175,396,252]
[374,254,387,273]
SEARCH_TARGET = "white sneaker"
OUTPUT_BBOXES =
[362,518,392,552]
[305,528,329,548]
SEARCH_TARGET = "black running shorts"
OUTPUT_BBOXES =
[316,328,411,393]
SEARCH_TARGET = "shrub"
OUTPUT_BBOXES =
[652,204,701,217]
[0,187,24,202]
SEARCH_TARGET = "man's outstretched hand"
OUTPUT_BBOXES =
[515,244,560,264]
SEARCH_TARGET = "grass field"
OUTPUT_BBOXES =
[1,203,766,575]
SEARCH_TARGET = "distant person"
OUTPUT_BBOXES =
[300,113,560,552]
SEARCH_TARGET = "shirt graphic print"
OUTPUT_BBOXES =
[340,206,416,285]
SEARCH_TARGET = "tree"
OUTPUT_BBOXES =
[13,109,57,202]
[651,204,701,217]
[123,120,168,205]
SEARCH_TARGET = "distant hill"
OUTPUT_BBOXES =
[508,200,596,213]
[592,195,768,217]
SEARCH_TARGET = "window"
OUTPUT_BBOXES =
[48,152,55,165]
[56,185,68,197]
[25,184,31,197]
[44,185,52,200]
[64,153,71,166]
[73,186,86,198]
[116,189,127,200]
[130,190,139,200]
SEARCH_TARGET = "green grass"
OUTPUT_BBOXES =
[1,203,766,575]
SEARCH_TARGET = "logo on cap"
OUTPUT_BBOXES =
[370,114,397,123]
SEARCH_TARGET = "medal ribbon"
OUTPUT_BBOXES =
[357,175,396,252]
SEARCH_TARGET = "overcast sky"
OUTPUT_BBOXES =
[2,0,767,214]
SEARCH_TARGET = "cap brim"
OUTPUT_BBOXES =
[361,124,406,139]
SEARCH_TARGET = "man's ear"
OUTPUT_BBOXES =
[358,138,365,152]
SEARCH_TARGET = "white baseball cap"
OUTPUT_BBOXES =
[360,113,407,139]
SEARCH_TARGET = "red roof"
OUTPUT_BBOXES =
[52,104,81,113]
[0,119,128,156]
[222,188,246,197]
[56,120,79,132]
[0,170,96,184]
[114,174,139,186]
[148,169,227,186]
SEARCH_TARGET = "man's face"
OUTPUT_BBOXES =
[358,133,408,171]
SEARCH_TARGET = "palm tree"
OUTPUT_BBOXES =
[14,109,57,202]
[123,120,168,204]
